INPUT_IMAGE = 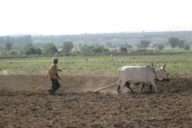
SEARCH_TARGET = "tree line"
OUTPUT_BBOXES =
[0,35,191,56]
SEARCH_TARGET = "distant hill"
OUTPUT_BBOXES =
[32,31,192,47]
[1,31,192,48]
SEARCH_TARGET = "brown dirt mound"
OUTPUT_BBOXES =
[0,75,192,128]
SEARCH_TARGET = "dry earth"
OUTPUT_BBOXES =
[0,75,192,128]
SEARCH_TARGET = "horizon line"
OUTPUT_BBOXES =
[1,30,192,36]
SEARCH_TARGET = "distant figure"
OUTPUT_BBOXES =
[48,58,62,95]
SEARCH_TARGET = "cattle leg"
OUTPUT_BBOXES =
[149,85,153,92]
[151,82,158,93]
[117,84,121,94]
[117,81,126,94]
[140,83,145,91]
[138,83,145,92]
[125,82,134,93]
[116,80,122,94]
[140,83,153,92]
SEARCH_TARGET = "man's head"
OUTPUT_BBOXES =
[53,58,58,64]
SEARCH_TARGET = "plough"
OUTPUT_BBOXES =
[94,82,116,93]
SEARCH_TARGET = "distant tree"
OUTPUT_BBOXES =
[35,48,42,55]
[157,44,164,50]
[178,40,185,48]
[120,47,128,53]
[137,40,151,49]
[43,43,58,55]
[183,44,191,50]
[127,44,133,49]
[168,37,184,49]
[93,46,109,54]
[5,42,12,51]
[168,37,178,48]
[9,50,18,55]
[80,45,109,55]
[24,43,41,55]
[3,36,13,55]
[80,45,94,55]
[63,41,74,55]
[24,44,34,55]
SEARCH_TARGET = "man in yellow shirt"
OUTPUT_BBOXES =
[48,58,62,95]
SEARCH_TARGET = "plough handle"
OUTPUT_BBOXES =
[95,83,116,92]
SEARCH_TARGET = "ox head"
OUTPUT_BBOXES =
[156,64,169,82]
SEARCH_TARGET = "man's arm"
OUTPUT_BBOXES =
[55,65,61,79]
[56,73,61,79]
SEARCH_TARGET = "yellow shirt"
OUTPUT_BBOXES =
[48,64,58,79]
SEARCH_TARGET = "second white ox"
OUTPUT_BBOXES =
[116,64,169,93]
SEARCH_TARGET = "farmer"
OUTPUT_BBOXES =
[48,58,62,94]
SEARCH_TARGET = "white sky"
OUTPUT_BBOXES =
[0,0,192,35]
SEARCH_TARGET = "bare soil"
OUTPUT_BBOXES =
[0,75,192,128]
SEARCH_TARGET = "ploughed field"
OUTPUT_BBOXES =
[0,75,192,128]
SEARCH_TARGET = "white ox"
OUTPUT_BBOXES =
[116,64,169,93]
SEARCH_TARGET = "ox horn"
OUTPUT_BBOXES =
[163,64,166,69]
[151,62,154,67]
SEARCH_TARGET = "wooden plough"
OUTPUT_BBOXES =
[94,82,117,93]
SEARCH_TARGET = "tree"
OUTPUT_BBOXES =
[137,40,151,49]
[35,48,42,55]
[80,45,109,55]
[127,44,133,49]
[63,41,73,55]
[178,40,185,48]
[5,42,12,51]
[43,43,58,55]
[24,43,42,55]
[24,44,35,55]
[80,45,94,55]
[157,44,164,50]
[120,47,128,53]
[183,44,191,50]
[168,37,184,49]
[93,46,109,54]
[168,37,177,48]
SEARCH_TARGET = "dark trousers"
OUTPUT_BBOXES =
[49,78,60,94]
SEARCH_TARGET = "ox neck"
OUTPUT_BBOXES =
[155,70,163,81]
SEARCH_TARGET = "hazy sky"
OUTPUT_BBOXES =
[0,0,192,35]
